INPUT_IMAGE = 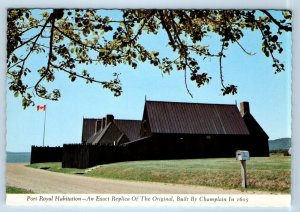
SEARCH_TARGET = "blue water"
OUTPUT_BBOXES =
[6,152,31,163]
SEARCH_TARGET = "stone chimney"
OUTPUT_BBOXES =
[105,114,114,126]
[240,101,250,116]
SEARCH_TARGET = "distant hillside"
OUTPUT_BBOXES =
[268,138,291,151]
[7,152,30,163]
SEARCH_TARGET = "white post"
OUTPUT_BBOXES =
[236,150,249,189]
[240,160,247,188]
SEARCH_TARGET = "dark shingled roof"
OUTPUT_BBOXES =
[114,120,142,141]
[86,122,129,145]
[81,118,101,143]
[81,118,141,143]
[145,101,250,135]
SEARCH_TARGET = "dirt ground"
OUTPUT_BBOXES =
[7,163,269,194]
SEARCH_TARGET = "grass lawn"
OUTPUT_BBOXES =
[6,186,34,194]
[27,162,84,174]
[28,153,291,193]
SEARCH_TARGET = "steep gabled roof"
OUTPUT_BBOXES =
[145,101,250,135]
[86,122,129,145]
[86,122,112,145]
[82,118,141,143]
[81,118,101,143]
[242,112,269,139]
[114,120,142,141]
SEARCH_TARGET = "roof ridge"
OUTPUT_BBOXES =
[114,119,141,122]
[145,100,236,106]
[83,118,141,121]
[145,100,249,135]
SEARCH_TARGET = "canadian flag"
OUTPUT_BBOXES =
[37,105,46,111]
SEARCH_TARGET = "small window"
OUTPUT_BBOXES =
[206,135,211,140]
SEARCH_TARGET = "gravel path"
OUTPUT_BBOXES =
[7,163,268,194]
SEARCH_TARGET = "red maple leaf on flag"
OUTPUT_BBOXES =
[37,105,46,111]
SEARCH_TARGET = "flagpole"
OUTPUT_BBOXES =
[42,105,47,147]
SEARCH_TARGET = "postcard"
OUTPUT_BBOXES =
[5,6,293,209]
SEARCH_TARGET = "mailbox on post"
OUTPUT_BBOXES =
[236,150,250,188]
[236,150,250,161]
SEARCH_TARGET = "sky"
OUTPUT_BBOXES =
[6,9,292,152]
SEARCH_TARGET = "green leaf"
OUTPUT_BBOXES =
[132,62,137,69]
[12,55,18,63]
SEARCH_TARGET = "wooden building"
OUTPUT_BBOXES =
[81,100,269,159]
[82,117,141,145]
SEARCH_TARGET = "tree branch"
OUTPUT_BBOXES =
[10,34,39,55]
[184,56,193,98]
[19,24,50,36]
[169,11,195,98]
[54,26,104,53]
[131,11,155,42]
[260,10,292,32]
[235,40,256,56]
[158,11,176,51]
[169,11,185,49]
[46,18,55,73]
[15,10,59,79]
[50,62,106,84]
[256,21,284,73]
[219,40,226,89]
[34,16,56,95]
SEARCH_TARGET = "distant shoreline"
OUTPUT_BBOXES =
[7,152,30,163]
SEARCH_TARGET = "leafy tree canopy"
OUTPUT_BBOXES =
[7,9,292,109]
